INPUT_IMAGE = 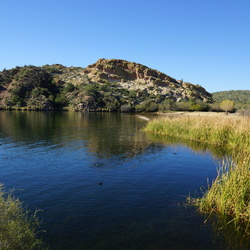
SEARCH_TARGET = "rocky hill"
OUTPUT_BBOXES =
[84,59,212,102]
[0,59,213,112]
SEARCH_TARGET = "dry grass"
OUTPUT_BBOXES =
[144,115,250,151]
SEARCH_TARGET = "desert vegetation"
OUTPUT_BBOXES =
[1,61,249,115]
[0,60,214,111]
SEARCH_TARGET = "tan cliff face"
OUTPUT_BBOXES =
[84,59,213,103]
[84,58,179,84]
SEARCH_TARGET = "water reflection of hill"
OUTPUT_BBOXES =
[0,111,158,158]
[0,111,230,159]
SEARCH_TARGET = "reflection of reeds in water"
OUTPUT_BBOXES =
[202,211,250,250]
[144,115,250,247]
[145,132,229,158]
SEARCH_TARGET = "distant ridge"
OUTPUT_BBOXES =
[212,90,250,104]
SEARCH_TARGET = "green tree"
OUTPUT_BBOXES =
[220,100,235,115]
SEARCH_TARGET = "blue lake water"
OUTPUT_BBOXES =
[0,111,226,249]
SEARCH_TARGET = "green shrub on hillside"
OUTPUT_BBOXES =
[64,83,75,93]
[135,100,159,112]
[7,66,59,109]
[120,104,133,112]
[158,99,176,111]
[175,101,192,111]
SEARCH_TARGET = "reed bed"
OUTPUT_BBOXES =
[144,115,250,152]
[195,154,250,222]
[144,115,250,228]
[0,184,47,250]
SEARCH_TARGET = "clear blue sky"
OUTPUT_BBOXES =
[1,0,249,92]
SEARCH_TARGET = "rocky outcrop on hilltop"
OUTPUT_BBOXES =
[0,59,213,111]
[84,59,213,103]
[84,59,179,85]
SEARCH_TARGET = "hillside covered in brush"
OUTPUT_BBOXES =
[0,59,213,112]
[212,90,250,104]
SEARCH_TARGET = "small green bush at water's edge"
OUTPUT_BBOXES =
[0,184,48,250]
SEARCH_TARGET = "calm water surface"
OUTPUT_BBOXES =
[0,111,226,249]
